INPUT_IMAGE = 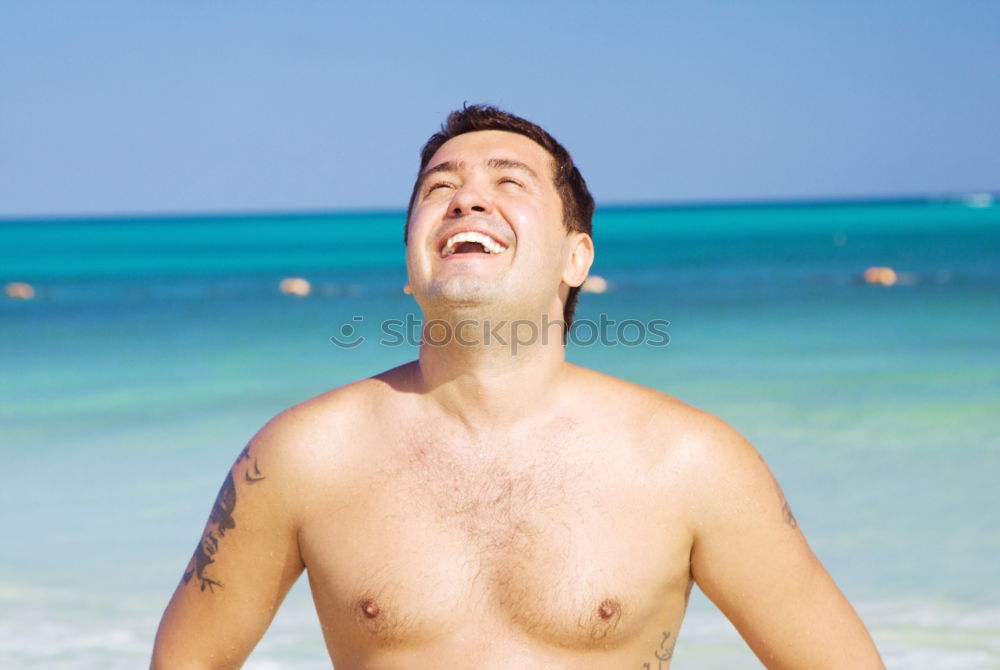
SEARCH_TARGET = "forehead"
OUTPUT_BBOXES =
[425,130,555,181]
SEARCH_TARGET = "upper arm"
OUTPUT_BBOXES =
[685,417,883,669]
[152,421,307,669]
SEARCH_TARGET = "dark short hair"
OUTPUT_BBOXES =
[406,104,595,326]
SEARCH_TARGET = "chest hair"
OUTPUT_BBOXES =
[398,425,590,556]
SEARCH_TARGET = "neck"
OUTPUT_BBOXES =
[413,308,568,433]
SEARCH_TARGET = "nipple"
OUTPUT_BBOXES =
[360,598,381,619]
[597,598,620,621]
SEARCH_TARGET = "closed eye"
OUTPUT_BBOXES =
[424,181,455,195]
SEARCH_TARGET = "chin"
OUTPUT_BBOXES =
[435,276,501,304]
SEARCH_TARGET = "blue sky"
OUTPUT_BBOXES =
[1,1,998,218]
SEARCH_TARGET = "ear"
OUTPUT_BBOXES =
[562,233,594,288]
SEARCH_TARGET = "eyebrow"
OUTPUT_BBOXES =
[485,158,540,181]
[419,157,541,184]
[420,160,461,182]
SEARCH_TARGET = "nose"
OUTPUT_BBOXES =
[448,182,492,218]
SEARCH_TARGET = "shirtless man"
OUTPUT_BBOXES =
[152,105,884,669]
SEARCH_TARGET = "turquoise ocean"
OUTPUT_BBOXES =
[1,200,998,669]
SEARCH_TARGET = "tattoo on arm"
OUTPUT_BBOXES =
[760,451,798,529]
[182,443,266,593]
[781,496,798,529]
[641,631,675,669]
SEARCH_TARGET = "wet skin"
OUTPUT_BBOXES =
[152,129,884,670]
[300,365,694,669]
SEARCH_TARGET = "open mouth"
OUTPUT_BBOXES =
[440,231,508,258]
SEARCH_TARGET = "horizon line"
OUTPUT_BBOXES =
[1,190,996,224]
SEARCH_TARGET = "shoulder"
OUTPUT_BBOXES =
[567,364,773,494]
[630,383,788,531]
[565,363,738,443]
[243,362,416,496]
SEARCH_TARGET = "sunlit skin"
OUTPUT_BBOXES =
[406,130,587,325]
[151,130,885,670]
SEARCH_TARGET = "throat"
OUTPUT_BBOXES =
[413,353,569,431]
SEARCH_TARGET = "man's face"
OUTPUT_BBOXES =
[406,130,580,316]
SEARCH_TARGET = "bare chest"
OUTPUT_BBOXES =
[300,430,692,654]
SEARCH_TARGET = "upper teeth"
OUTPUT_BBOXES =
[442,231,508,257]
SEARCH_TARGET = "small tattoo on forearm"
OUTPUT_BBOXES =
[182,443,266,592]
[641,631,675,669]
